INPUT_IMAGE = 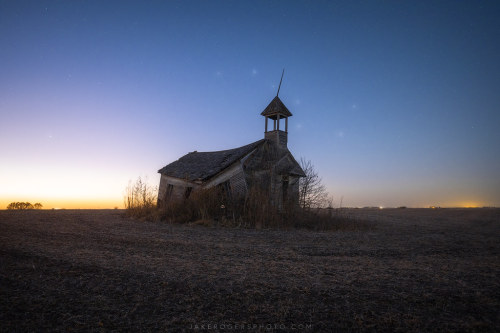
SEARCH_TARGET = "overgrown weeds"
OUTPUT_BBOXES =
[126,181,370,231]
[124,177,157,220]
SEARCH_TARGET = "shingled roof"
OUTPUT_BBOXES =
[260,96,292,118]
[158,139,265,181]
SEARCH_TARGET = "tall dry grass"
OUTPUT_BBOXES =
[124,173,365,230]
[153,184,366,231]
[124,177,157,219]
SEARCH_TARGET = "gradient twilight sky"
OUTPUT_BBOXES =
[1,1,499,209]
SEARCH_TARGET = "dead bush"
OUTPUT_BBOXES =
[124,177,158,220]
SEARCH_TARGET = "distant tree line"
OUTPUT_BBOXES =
[7,202,43,210]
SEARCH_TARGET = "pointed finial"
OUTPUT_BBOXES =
[277,68,285,97]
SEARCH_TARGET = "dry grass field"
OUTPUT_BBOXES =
[0,208,499,332]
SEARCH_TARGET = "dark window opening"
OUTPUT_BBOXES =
[217,180,232,199]
[282,176,289,203]
[184,186,193,199]
[166,184,174,198]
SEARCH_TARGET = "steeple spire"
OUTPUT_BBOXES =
[276,68,285,97]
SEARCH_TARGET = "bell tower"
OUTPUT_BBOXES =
[261,70,292,148]
[261,96,292,147]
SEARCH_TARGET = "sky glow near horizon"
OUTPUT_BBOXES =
[1,1,500,209]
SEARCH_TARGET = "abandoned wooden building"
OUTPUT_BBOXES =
[157,95,305,207]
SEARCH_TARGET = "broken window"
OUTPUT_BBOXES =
[166,184,174,198]
[217,180,232,199]
[282,175,289,203]
[184,186,193,199]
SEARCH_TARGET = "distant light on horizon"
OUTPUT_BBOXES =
[459,202,483,208]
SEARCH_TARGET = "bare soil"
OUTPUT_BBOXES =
[0,208,499,332]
